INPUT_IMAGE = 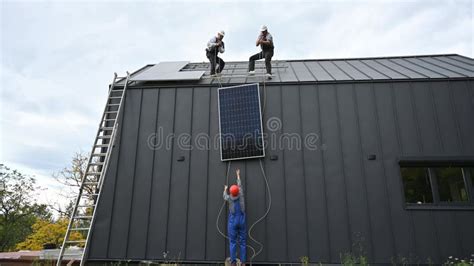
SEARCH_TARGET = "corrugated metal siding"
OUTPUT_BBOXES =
[88,78,474,264]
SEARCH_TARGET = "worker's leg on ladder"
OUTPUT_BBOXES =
[228,215,238,263]
[264,50,274,74]
[248,51,263,72]
[238,214,247,264]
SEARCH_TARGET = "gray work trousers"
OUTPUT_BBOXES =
[248,49,274,74]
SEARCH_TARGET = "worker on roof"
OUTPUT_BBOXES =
[206,30,226,77]
[248,25,274,78]
[223,168,246,266]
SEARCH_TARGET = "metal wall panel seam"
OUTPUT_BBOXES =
[451,55,474,65]
[418,58,467,77]
[345,61,375,80]
[316,61,336,80]
[183,88,195,258]
[386,59,431,79]
[334,60,372,81]
[125,90,144,257]
[315,83,332,261]
[279,85,290,261]
[351,83,375,259]
[204,87,211,260]
[431,57,474,73]
[297,84,311,257]
[334,83,353,251]
[284,54,458,63]
[261,84,269,262]
[302,61,318,82]
[358,60,391,79]
[290,62,301,83]
[409,81,440,261]
[431,82,464,260]
[144,89,161,258]
[428,82,445,153]
[263,158,269,261]
[331,61,354,80]
[469,80,474,115]
[244,66,250,84]
[412,83,442,262]
[164,88,178,252]
[371,82,397,257]
[403,59,449,78]
[447,56,474,67]
[105,91,127,258]
[447,80,465,154]
[409,82,424,153]
[390,82,418,256]
[375,60,411,79]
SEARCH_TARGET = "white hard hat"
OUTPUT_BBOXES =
[260,25,268,32]
[217,30,225,37]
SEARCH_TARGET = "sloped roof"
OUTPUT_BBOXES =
[119,54,473,86]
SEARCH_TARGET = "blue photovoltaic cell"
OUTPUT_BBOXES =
[218,83,265,161]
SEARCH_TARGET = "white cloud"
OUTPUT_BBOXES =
[1,0,472,210]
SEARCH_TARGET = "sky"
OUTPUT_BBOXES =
[1,0,473,210]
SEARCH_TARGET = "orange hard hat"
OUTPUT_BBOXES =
[229,185,239,197]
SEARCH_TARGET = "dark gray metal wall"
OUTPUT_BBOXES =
[87,79,474,264]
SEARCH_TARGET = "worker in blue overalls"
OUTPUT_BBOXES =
[223,168,246,266]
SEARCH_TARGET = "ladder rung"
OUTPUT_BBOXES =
[83,181,99,185]
[77,205,96,208]
[94,144,109,148]
[89,162,104,166]
[103,118,116,121]
[91,153,107,157]
[100,127,114,130]
[70,228,90,231]
[112,89,124,92]
[105,111,118,114]
[109,96,122,99]
[66,240,87,243]
[107,104,120,106]
[73,216,93,219]
[81,192,99,196]
[86,172,101,175]
[97,135,111,139]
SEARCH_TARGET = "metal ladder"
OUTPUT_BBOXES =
[56,72,131,266]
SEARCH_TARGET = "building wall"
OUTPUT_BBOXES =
[87,79,474,264]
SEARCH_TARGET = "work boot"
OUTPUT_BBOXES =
[248,71,255,75]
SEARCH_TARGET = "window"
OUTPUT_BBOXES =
[401,167,433,204]
[434,167,468,202]
[400,166,474,207]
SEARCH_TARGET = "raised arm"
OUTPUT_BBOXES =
[260,33,273,46]
[236,169,241,186]
[219,42,225,53]
[256,34,263,46]
[223,185,230,201]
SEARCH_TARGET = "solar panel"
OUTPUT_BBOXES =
[218,83,265,161]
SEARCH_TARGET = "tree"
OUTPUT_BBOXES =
[15,218,84,250]
[0,164,51,251]
[51,152,97,217]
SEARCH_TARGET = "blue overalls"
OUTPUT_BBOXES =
[228,198,246,263]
